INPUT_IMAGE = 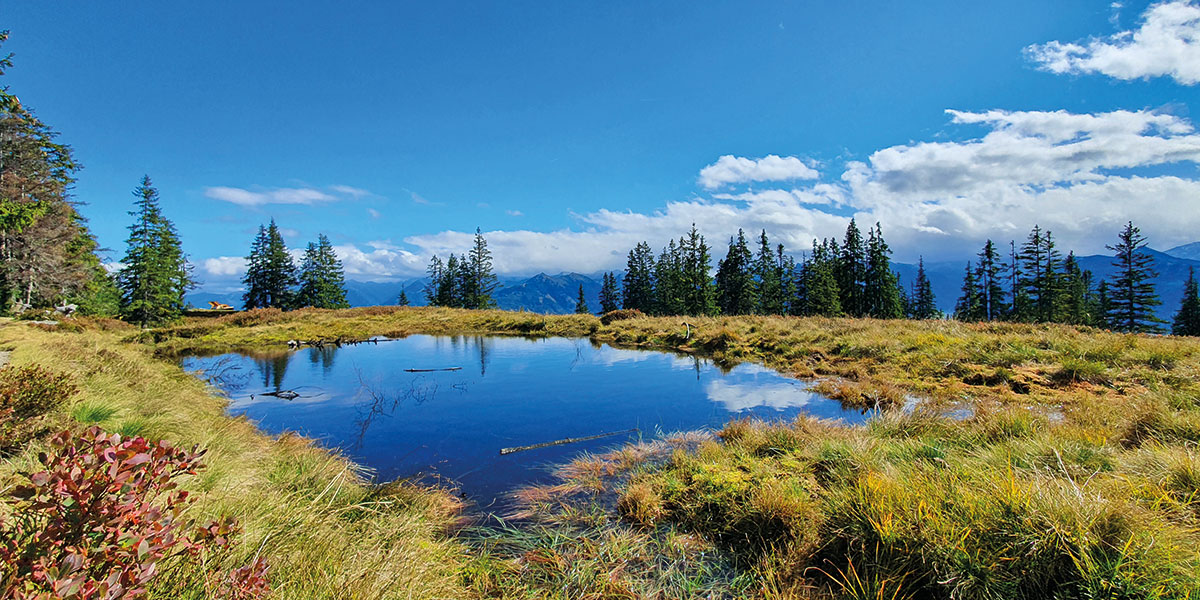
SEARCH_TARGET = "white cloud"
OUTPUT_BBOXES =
[202,256,248,277]
[205,184,371,207]
[1026,0,1200,85]
[698,154,819,189]
[332,242,426,280]
[506,209,524,217]
[367,208,382,219]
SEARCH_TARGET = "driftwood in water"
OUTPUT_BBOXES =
[404,367,463,372]
[499,428,639,455]
[288,337,383,349]
[259,390,300,400]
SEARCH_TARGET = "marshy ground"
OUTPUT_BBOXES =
[3,307,1199,599]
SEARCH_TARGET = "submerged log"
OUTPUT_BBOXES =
[499,428,639,455]
[403,367,463,372]
[259,390,300,400]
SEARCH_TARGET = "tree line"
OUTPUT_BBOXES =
[953,222,1194,334]
[609,220,936,320]
[240,220,349,311]
[421,228,499,309]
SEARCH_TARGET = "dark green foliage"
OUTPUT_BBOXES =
[621,242,655,313]
[1095,280,1113,330]
[654,240,685,316]
[679,225,717,316]
[1058,252,1095,326]
[242,219,296,310]
[955,262,982,321]
[1017,225,1062,323]
[574,284,588,314]
[1106,221,1163,333]
[908,257,938,319]
[0,32,111,314]
[397,290,410,306]
[754,231,784,315]
[1172,267,1200,336]
[598,272,619,314]
[797,239,842,317]
[864,223,904,318]
[295,234,349,309]
[463,227,498,309]
[837,219,866,316]
[117,177,193,326]
[975,240,1008,321]
[716,229,756,315]
[423,228,497,309]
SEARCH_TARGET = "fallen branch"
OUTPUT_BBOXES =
[404,367,463,372]
[499,428,639,455]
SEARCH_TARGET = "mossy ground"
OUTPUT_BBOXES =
[9,307,1200,598]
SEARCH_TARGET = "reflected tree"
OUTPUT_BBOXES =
[253,353,291,391]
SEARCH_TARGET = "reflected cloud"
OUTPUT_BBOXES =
[705,379,818,412]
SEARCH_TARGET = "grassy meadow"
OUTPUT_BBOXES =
[5,306,1200,598]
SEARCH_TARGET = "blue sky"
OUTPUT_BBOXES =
[5,1,1200,289]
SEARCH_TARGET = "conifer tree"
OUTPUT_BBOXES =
[295,234,349,309]
[754,230,784,315]
[443,254,464,307]
[1172,267,1200,336]
[799,240,842,317]
[1,33,113,314]
[864,223,903,318]
[1095,280,1112,330]
[598,272,620,313]
[117,176,193,326]
[574,284,589,314]
[909,257,938,319]
[397,289,410,306]
[1058,252,1093,325]
[955,262,982,321]
[242,219,296,310]
[715,229,756,315]
[1017,225,1062,322]
[463,227,498,309]
[622,242,655,313]
[975,240,1008,321]
[679,225,717,316]
[1106,221,1163,333]
[654,240,685,315]
[423,256,445,306]
[837,219,866,316]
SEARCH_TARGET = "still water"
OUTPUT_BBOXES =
[182,335,866,507]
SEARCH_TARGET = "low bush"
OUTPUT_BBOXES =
[0,365,78,451]
[0,427,269,600]
[599,308,644,326]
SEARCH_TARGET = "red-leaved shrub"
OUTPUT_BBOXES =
[0,427,270,599]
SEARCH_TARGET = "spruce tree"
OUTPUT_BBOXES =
[864,223,903,318]
[654,240,685,315]
[837,219,866,316]
[242,219,296,309]
[1106,221,1163,333]
[715,229,756,315]
[1058,252,1093,325]
[598,272,620,313]
[680,225,717,316]
[909,257,938,319]
[955,262,982,321]
[117,176,193,326]
[574,284,589,314]
[1172,267,1200,336]
[1017,225,1061,322]
[622,242,655,313]
[800,240,842,317]
[975,240,1008,321]
[754,230,784,315]
[1095,280,1112,330]
[296,234,349,309]
[443,254,464,307]
[464,227,498,309]
[397,289,410,306]
[423,255,445,306]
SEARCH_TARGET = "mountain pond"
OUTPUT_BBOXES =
[181,335,868,509]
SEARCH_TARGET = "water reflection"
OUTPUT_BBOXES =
[183,335,867,506]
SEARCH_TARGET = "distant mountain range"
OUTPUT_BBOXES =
[188,244,1200,321]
